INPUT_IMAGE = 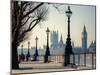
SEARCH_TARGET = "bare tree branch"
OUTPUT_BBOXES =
[12,1,48,45]
[22,2,44,19]
[22,16,30,26]
[24,19,40,33]
[28,18,39,29]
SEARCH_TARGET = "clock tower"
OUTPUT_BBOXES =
[82,25,87,51]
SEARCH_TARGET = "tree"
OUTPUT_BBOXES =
[11,1,48,69]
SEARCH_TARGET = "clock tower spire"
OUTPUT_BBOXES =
[82,24,87,51]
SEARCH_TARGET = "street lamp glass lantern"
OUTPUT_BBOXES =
[65,6,72,17]
[35,36,38,40]
[46,27,50,32]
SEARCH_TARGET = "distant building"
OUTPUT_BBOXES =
[82,25,87,51]
[50,30,66,55]
[88,41,96,53]
[73,47,82,53]
[50,31,58,49]
[58,34,65,49]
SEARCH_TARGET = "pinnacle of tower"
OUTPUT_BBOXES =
[83,24,86,32]
[58,34,64,47]
[59,34,63,44]
[89,41,94,48]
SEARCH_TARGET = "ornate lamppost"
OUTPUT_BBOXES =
[64,6,73,66]
[26,41,30,61]
[44,27,50,63]
[34,36,38,61]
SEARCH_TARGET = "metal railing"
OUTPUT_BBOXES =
[18,52,96,69]
[70,52,96,68]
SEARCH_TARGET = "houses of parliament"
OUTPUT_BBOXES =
[49,25,95,54]
[18,25,96,55]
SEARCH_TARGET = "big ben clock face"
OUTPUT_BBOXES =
[82,33,87,38]
[82,34,84,38]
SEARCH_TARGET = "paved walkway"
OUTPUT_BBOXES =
[11,61,95,74]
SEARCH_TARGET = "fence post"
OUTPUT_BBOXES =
[61,55,63,63]
[94,53,96,68]
[56,56,57,63]
[92,53,94,68]
[58,56,59,63]
[78,54,80,66]
[73,53,75,65]
[84,53,86,66]
[56,56,58,63]
[59,56,61,63]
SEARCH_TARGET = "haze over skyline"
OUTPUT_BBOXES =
[19,3,96,49]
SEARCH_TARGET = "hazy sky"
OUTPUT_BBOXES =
[20,3,96,49]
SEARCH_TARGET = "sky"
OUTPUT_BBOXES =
[19,3,96,49]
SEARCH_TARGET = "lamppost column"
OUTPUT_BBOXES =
[28,41,30,56]
[34,36,38,61]
[35,37,38,50]
[47,31,49,48]
[36,38,37,49]
[26,41,30,61]
[64,6,73,66]
[44,27,50,63]
[21,44,23,55]
[68,16,70,38]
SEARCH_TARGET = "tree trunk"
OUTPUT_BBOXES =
[12,41,19,69]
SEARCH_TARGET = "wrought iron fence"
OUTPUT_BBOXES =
[18,52,96,69]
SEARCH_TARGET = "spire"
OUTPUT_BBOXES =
[59,34,64,47]
[60,34,63,43]
[83,24,86,32]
